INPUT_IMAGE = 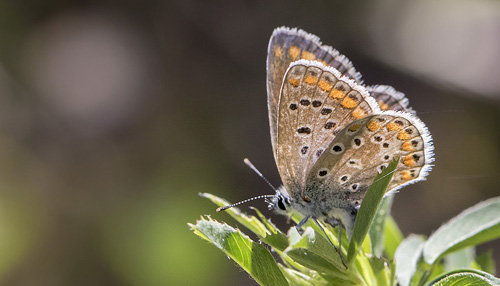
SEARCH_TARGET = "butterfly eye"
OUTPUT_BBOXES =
[277,197,287,210]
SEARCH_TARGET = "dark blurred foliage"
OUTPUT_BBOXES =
[0,0,498,285]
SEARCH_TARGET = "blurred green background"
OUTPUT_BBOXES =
[0,0,499,285]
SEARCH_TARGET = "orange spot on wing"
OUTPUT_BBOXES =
[352,106,367,119]
[401,141,415,151]
[367,120,380,131]
[378,101,389,110]
[348,124,362,132]
[289,46,300,59]
[330,89,345,99]
[398,130,411,140]
[289,78,300,87]
[302,51,315,60]
[318,80,333,91]
[403,155,416,167]
[400,170,413,180]
[304,75,318,85]
[386,122,400,132]
[341,96,358,109]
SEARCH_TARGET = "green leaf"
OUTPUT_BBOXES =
[367,254,391,286]
[250,207,290,251]
[428,269,500,286]
[284,227,350,278]
[353,252,376,285]
[188,217,289,286]
[369,194,395,257]
[394,234,425,286]
[201,193,291,251]
[283,227,368,285]
[423,197,500,265]
[427,262,446,284]
[317,272,360,286]
[387,260,396,286]
[199,192,269,237]
[251,207,281,233]
[347,158,398,264]
[383,215,404,260]
[278,264,332,286]
[444,247,475,272]
[476,250,496,276]
[278,265,315,286]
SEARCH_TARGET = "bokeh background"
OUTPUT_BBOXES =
[0,0,499,285]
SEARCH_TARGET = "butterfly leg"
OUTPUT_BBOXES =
[312,218,347,269]
[338,225,347,269]
[296,215,310,229]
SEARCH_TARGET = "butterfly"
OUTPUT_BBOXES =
[219,26,434,267]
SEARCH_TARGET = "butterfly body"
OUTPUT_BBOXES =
[271,186,358,237]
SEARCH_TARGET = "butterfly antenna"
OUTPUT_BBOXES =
[243,158,278,191]
[216,158,278,212]
[216,194,278,212]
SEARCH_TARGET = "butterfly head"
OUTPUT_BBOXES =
[267,187,292,214]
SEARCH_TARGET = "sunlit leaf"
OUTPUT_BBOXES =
[369,194,395,257]
[189,217,288,286]
[199,192,268,237]
[476,250,496,276]
[428,269,500,286]
[284,227,351,278]
[347,158,398,264]
[444,247,475,272]
[423,197,500,265]
[383,215,404,260]
[394,234,425,286]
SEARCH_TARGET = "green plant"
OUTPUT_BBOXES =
[188,160,500,285]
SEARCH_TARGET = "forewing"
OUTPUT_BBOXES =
[304,113,434,206]
[276,60,380,192]
[267,27,363,160]
[367,85,415,114]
